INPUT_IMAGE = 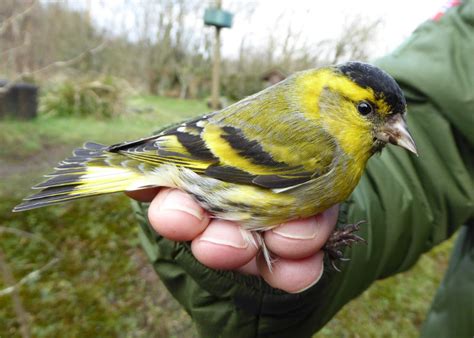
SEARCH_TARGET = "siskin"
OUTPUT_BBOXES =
[14,62,417,265]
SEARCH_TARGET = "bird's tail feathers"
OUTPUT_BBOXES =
[13,142,150,212]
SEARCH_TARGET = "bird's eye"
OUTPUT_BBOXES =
[357,101,373,116]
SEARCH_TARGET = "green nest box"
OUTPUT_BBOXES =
[204,8,233,28]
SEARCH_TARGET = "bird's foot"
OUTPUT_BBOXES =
[324,220,367,272]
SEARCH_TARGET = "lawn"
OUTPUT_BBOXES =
[0,95,454,337]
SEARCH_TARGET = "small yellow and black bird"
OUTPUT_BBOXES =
[14,62,417,264]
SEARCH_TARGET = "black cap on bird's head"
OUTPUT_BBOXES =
[337,61,406,115]
[336,61,417,155]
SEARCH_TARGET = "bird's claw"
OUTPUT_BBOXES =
[324,220,367,271]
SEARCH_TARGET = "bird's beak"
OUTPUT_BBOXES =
[376,114,418,155]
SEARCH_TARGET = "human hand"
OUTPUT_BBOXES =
[127,188,339,293]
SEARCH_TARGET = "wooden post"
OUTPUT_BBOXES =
[211,0,222,110]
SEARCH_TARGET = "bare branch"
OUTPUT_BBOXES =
[0,33,31,56]
[29,41,107,74]
[0,0,37,36]
[0,40,107,94]
[0,226,62,297]
[0,226,58,249]
[0,257,60,298]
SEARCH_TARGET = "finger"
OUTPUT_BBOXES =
[125,187,160,202]
[257,251,325,293]
[263,204,339,259]
[148,188,210,241]
[191,219,258,270]
[236,257,260,276]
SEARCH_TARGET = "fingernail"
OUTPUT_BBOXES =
[272,218,319,240]
[199,221,249,249]
[159,189,204,221]
[292,260,324,294]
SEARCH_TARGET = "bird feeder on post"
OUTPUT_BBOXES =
[204,1,233,110]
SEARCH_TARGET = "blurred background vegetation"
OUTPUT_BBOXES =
[0,0,380,103]
[0,0,454,337]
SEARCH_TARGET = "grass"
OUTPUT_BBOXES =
[0,195,195,338]
[0,95,208,160]
[0,95,454,337]
[317,238,454,337]
[0,96,204,337]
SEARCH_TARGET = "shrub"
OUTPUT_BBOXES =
[40,76,127,119]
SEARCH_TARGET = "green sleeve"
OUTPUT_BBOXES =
[376,3,474,336]
[133,1,474,337]
[420,224,474,338]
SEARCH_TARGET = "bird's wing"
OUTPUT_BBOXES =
[107,116,219,173]
[107,114,335,189]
